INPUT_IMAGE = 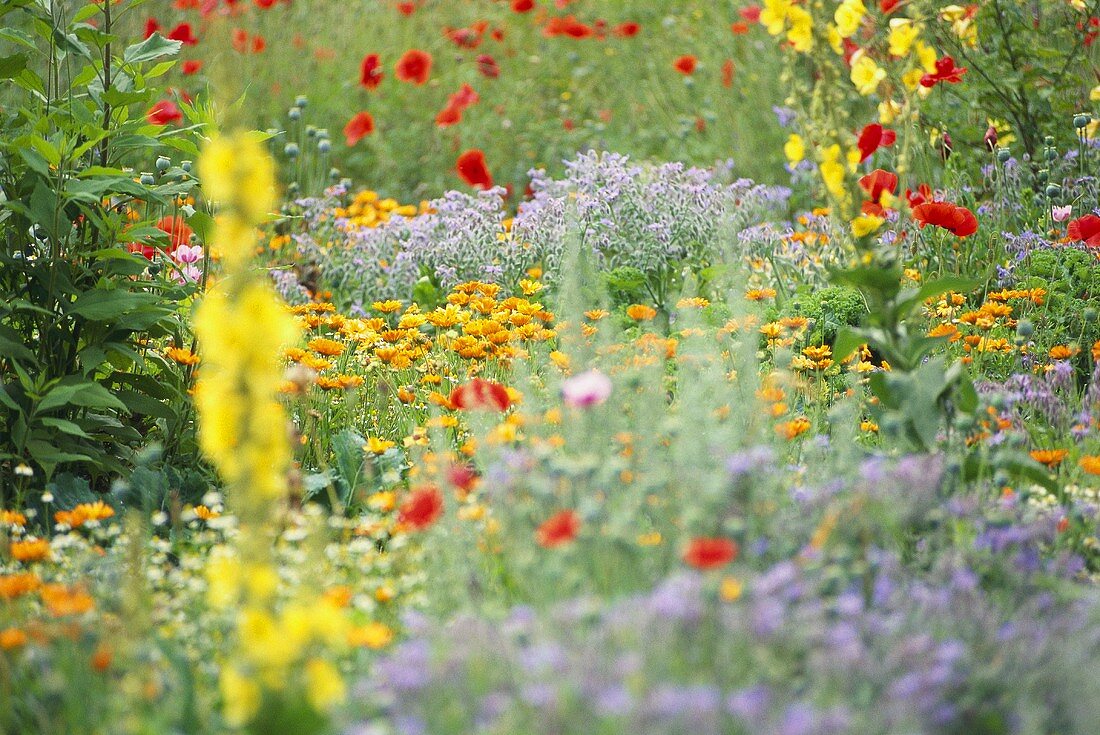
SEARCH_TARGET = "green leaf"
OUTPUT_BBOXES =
[69,289,160,321]
[39,417,93,439]
[0,53,28,80]
[0,324,35,363]
[123,33,182,64]
[37,380,128,414]
[832,326,864,361]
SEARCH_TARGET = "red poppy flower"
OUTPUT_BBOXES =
[395,49,432,85]
[673,55,697,75]
[858,169,898,203]
[537,510,581,548]
[880,0,901,13]
[451,83,479,109]
[344,112,375,146]
[911,201,978,237]
[449,376,509,411]
[144,18,161,39]
[512,0,535,11]
[683,537,739,570]
[740,5,761,22]
[156,216,194,249]
[360,53,384,89]
[731,21,750,34]
[182,59,203,75]
[455,149,494,190]
[1068,214,1100,247]
[146,100,183,126]
[543,15,593,38]
[920,56,967,87]
[476,53,499,78]
[446,464,479,496]
[905,183,932,208]
[856,123,896,162]
[446,26,483,49]
[721,59,735,87]
[398,485,443,530]
[167,23,198,46]
[397,1,415,14]
[435,104,462,127]
[613,22,641,37]
[127,242,156,260]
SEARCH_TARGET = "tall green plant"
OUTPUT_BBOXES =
[0,0,204,503]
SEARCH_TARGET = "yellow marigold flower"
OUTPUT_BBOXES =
[585,309,610,320]
[364,437,396,454]
[549,350,571,370]
[519,279,544,295]
[166,346,200,365]
[368,491,396,512]
[860,420,879,433]
[677,297,710,309]
[372,300,404,313]
[878,98,902,125]
[348,622,395,649]
[1030,449,1068,467]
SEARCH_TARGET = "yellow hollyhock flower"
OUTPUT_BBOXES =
[760,0,792,35]
[784,133,805,165]
[787,6,814,52]
[834,0,866,38]
[888,18,920,57]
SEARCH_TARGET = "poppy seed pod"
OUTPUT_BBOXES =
[1075,113,1092,129]
[155,156,170,172]
[140,172,155,185]
[1016,319,1034,338]
[288,107,301,121]
[1085,308,1098,323]
[1045,184,1061,198]
[284,143,300,159]
[295,95,308,108]
[996,148,1011,163]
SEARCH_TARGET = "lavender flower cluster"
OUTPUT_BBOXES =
[287,153,790,309]
[351,552,1100,735]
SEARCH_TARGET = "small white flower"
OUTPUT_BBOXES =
[15,463,33,477]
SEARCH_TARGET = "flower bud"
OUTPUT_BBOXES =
[284,143,300,158]
[1045,184,1061,198]
[984,125,997,151]
[1016,319,1034,338]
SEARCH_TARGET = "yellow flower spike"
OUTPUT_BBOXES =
[220,667,262,728]
[760,0,792,35]
[786,6,814,52]
[305,658,347,712]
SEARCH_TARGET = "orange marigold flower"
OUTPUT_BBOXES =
[1030,449,1068,467]
[0,627,27,650]
[1079,455,1100,475]
[0,573,41,599]
[40,584,94,617]
[308,337,345,357]
[0,510,26,528]
[1049,344,1079,360]
[626,304,657,321]
[165,346,200,365]
[776,416,812,440]
[54,501,114,529]
[9,539,50,563]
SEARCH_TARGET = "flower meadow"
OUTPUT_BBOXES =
[6,1,1100,734]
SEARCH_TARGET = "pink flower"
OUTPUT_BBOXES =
[170,244,203,283]
[1052,205,1072,223]
[561,369,612,408]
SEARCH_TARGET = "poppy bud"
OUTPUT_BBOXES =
[288,107,301,121]
[1075,113,1092,129]
[1044,135,1055,146]
[295,95,308,108]
[1016,319,1034,338]
[939,132,953,161]
[284,143,300,158]
[983,125,997,151]
[996,148,1011,163]
[1036,169,1048,184]
[1045,147,1058,162]
[1045,184,1061,198]
[317,139,331,153]
[306,125,317,138]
